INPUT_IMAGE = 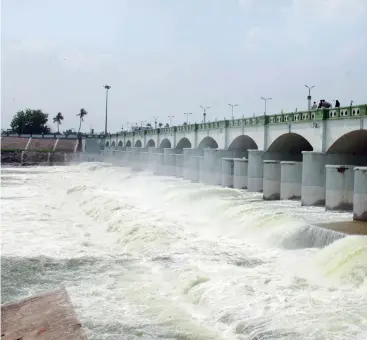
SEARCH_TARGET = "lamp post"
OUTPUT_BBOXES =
[261,97,272,115]
[184,112,192,124]
[228,103,239,119]
[200,106,210,123]
[168,115,175,126]
[305,85,315,110]
[153,116,159,129]
[103,85,111,134]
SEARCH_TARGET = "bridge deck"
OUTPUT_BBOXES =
[1,287,87,340]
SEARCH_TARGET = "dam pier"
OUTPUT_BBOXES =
[97,105,367,221]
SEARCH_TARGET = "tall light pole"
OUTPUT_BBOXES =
[184,112,192,124]
[228,103,239,119]
[261,97,272,115]
[305,85,315,110]
[200,106,210,123]
[103,85,111,135]
[153,116,159,128]
[168,115,175,126]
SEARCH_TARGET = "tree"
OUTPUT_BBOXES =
[183,122,188,126]
[158,122,163,127]
[53,112,64,133]
[146,123,152,127]
[76,108,88,133]
[10,109,50,134]
[165,123,169,127]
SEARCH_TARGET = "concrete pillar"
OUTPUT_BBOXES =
[202,148,217,185]
[325,165,354,211]
[163,148,175,176]
[301,151,326,206]
[183,149,195,180]
[221,158,234,188]
[280,161,302,200]
[175,154,183,178]
[353,167,367,221]
[263,160,281,200]
[147,147,156,171]
[131,147,141,170]
[139,152,149,170]
[199,157,205,183]
[248,150,265,192]
[190,156,201,182]
[154,154,164,175]
[233,158,248,189]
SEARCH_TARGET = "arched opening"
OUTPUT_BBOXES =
[228,135,258,151]
[118,141,123,148]
[267,133,313,154]
[111,141,116,148]
[198,136,218,149]
[147,139,156,147]
[126,140,132,147]
[105,141,110,147]
[327,130,367,155]
[159,138,171,149]
[135,140,142,147]
[175,137,191,149]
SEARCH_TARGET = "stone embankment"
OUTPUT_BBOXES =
[1,151,75,166]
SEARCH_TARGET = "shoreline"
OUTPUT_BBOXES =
[316,220,367,235]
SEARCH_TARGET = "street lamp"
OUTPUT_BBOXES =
[228,103,239,119]
[153,116,159,129]
[168,115,175,126]
[184,112,192,124]
[103,85,111,135]
[200,106,210,123]
[305,85,315,110]
[261,97,272,115]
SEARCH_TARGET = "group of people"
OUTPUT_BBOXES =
[311,99,340,110]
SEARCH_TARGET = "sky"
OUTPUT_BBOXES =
[1,0,367,133]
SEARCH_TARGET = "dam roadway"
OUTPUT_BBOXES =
[99,104,367,222]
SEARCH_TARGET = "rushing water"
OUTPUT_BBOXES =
[1,163,367,340]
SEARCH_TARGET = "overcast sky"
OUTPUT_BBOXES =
[1,0,367,133]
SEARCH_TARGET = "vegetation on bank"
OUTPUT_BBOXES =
[1,148,56,153]
[6,107,88,135]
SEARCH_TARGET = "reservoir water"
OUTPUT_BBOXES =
[1,163,367,340]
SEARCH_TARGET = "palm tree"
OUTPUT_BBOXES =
[76,108,88,133]
[53,112,64,133]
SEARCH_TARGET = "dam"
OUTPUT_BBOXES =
[99,105,367,221]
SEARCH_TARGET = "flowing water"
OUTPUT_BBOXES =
[1,163,367,340]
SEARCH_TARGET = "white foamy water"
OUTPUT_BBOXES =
[1,163,367,340]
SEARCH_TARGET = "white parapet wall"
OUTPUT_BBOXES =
[280,161,302,200]
[325,165,355,211]
[263,160,281,200]
[353,167,367,221]
[199,157,205,183]
[221,158,234,188]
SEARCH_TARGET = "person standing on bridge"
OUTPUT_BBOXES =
[311,101,317,110]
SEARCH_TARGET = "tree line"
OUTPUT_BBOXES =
[7,108,88,135]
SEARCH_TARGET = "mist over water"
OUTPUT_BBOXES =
[1,163,367,340]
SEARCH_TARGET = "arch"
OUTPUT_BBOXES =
[176,137,191,149]
[267,133,313,154]
[111,141,116,147]
[118,140,123,147]
[159,138,171,149]
[228,135,258,151]
[198,136,218,149]
[327,130,367,155]
[146,139,156,147]
[105,141,110,147]
[135,140,142,147]
[126,140,132,147]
